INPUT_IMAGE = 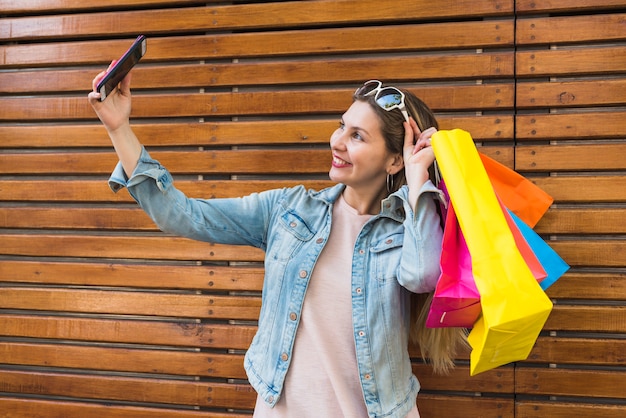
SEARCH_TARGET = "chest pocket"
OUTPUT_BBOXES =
[268,210,315,262]
[370,232,404,283]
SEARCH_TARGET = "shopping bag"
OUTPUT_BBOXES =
[431,129,553,376]
[480,153,553,227]
[426,193,481,328]
[500,197,548,284]
[508,210,570,290]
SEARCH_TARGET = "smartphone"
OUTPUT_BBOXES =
[97,35,147,101]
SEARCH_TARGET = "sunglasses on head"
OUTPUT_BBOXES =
[355,80,410,123]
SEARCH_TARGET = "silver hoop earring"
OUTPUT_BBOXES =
[386,173,394,193]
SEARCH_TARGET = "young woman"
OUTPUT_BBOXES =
[89,72,466,417]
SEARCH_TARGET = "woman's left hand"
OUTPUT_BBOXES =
[403,117,436,189]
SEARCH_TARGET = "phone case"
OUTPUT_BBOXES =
[97,35,147,101]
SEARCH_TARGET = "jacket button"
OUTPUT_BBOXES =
[385,239,393,244]
[316,237,324,244]
[355,288,362,294]
[289,312,297,321]
[299,270,307,278]
[267,395,274,403]
[289,221,297,228]
[281,352,289,361]
[358,331,365,337]
[364,373,371,380]
[359,249,365,255]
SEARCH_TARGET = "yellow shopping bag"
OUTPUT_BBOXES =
[431,129,553,376]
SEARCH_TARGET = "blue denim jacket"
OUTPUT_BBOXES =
[110,147,444,418]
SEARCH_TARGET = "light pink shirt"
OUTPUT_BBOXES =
[254,195,420,418]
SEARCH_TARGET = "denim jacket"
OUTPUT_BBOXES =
[110,147,444,418]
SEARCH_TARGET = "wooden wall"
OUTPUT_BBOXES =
[0,0,624,416]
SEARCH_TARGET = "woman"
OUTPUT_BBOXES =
[88,71,465,417]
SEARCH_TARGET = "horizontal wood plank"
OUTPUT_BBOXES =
[0,52,514,92]
[0,342,247,379]
[0,287,261,320]
[0,369,257,409]
[516,46,626,77]
[516,79,626,109]
[515,367,626,399]
[0,180,335,202]
[535,208,626,234]
[545,305,626,333]
[0,397,252,418]
[0,261,264,291]
[547,272,626,301]
[549,240,626,268]
[0,234,265,262]
[415,364,514,393]
[0,0,514,42]
[0,115,513,149]
[527,337,626,366]
[0,0,213,15]
[516,111,626,140]
[0,149,331,175]
[516,144,626,172]
[516,13,626,45]
[418,394,514,418]
[0,85,515,121]
[517,401,626,418]
[530,176,626,203]
[0,315,256,349]
[0,146,512,175]
[516,0,626,14]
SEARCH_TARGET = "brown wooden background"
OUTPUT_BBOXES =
[1,0,625,417]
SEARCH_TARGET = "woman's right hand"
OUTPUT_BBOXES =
[87,60,133,134]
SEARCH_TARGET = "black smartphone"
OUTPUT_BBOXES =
[97,35,147,101]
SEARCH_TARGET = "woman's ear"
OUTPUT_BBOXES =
[388,153,404,175]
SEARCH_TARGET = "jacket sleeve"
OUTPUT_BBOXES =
[397,181,444,294]
[108,147,282,250]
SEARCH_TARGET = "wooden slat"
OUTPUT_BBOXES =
[0,149,331,175]
[516,46,626,77]
[516,111,626,140]
[516,13,626,45]
[531,176,626,203]
[415,364,514,393]
[0,261,265,291]
[0,179,335,202]
[0,20,514,69]
[516,0,626,14]
[0,116,514,148]
[528,337,626,366]
[0,52,514,93]
[549,240,626,268]
[0,0,514,42]
[0,207,157,231]
[517,401,626,418]
[516,79,626,109]
[0,0,213,15]
[0,342,247,379]
[418,394,514,418]
[0,234,265,262]
[516,144,626,172]
[0,85,515,121]
[547,272,626,301]
[535,208,626,234]
[0,287,261,320]
[0,315,256,349]
[515,367,626,399]
[545,305,626,333]
[0,369,258,409]
[0,397,251,418]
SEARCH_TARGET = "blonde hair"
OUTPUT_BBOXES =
[410,292,469,375]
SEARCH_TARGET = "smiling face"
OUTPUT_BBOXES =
[329,100,403,207]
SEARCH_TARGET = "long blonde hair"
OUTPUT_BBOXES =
[355,84,469,374]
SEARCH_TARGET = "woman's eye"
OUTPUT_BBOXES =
[352,132,363,141]
[338,121,345,130]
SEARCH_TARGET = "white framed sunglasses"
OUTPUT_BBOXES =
[355,79,410,123]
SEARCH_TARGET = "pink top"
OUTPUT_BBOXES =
[253,195,420,418]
